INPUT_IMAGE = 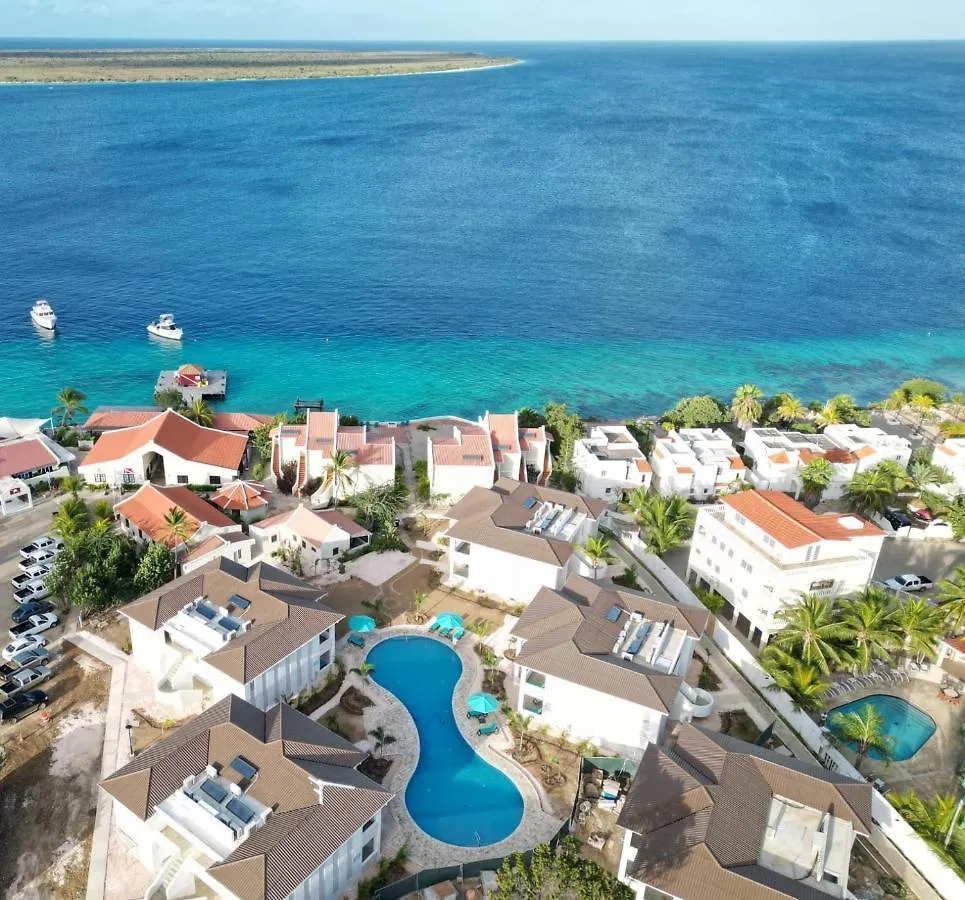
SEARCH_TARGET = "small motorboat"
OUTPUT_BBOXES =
[147,313,183,341]
[30,299,57,331]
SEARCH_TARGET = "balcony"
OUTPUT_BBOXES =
[454,541,471,555]
[525,672,546,689]
[522,696,544,715]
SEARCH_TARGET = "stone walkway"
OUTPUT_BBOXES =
[339,626,563,868]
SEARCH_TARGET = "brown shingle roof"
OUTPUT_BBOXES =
[82,409,247,469]
[510,575,709,713]
[617,725,873,900]
[121,559,341,682]
[445,479,607,567]
[722,490,883,549]
[101,695,390,900]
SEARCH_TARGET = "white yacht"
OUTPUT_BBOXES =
[30,299,57,331]
[147,313,183,341]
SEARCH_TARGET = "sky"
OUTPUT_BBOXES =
[2,0,965,42]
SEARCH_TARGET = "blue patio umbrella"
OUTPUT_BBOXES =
[467,692,500,715]
[434,612,463,630]
[348,615,376,633]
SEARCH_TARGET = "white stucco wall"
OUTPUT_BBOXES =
[447,540,568,603]
[80,442,241,488]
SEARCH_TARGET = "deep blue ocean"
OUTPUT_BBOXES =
[2,42,964,421]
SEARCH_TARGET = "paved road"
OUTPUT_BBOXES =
[0,496,72,644]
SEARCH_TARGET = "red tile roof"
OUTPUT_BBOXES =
[210,481,272,512]
[115,484,235,545]
[728,456,746,470]
[824,447,858,464]
[431,427,494,467]
[252,505,370,546]
[306,410,337,455]
[82,410,247,470]
[943,636,965,654]
[768,451,791,465]
[0,436,60,479]
[635,458,652,473]
[722,490,883,548]
[487,413,520,454]
[85,407,271,435]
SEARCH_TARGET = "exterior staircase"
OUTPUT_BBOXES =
[271,438,283,481]
[293,454,308,495]
[538,446,553,486]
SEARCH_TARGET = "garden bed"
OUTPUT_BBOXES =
[359,756,393,784]
[294,664,345,716]
[339,685,375,716]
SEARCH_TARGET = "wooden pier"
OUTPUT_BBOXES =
[155,364,227,404]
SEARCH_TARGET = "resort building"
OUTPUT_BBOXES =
[209,480,273,523]
[0,432,75,517]
[687,490,884,646]
[617,724,874,900]
[481,411,553,485]
[744,426,912,500]
[250,505,371,576]
[114,483,254,572]
[937,635,965,681]
[573,423,651,500]
[271,409,396,503]
[79,409,249,488]
[509,574,712,757]
[427,423,496,501]
[84,406,273,436]
[122,558,341,715]
[934,438,965,496]
[648,428,746,500]
[100,695,391,900]
[0,415,46,442]
[442,479,608,603]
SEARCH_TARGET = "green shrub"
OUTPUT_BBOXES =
[413,459,428,477]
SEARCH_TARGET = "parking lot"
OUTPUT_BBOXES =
[873,537,965,588]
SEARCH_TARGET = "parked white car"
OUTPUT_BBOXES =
[19,550,57,572]
[0,665,52,697]
[11,563,52,590]
[883,573,934,593]
[2,635,48,663]
[7,612,59,642]
[13,582,52,604]
[19,536,62,560]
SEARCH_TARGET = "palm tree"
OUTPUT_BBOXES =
[507,711,534,753]
[322,449,359,505]
[892,597,945,665]
[731,384,764,431]
[368,726,396,757]
[577,535,617,575]
[162,507,194,546]
[888,790,962,851]
[837,588,900,673]
[761,651,831,713]
[361,596,387,626]
[909,394,937,434]
[843,468,896,517]
[50,496,89,542]
[59,474,84,496]
[351,660,376,698]
[91,499,115,523]
[830,703,896,772]
[937,565,965,634]
[799,458,834,508]
[51,386,88,428]
[182,398,214,427]
[816,397,844,429]
[768,594,848,674]
[907,460,953,495]
[628,491,694,556]
[775,393,808,426]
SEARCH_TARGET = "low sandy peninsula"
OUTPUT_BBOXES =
[0,49,520,84]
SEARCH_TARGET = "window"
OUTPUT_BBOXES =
[271,534,278,543]
[740,560,753,574]
[209,475,222,486]
[727,549,734,558]
[763,535,776,548]
[177,475,189,484]
[711,535,718,546]
[363,817,376,832]
[741,588,748,598]
[735,513,747,526]
[362,839,376,861]
[94,472,106,484]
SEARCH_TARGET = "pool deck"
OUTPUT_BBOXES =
[343,626,564,868]
[826,676,965,798]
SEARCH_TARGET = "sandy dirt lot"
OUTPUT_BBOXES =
[0,648,110,900]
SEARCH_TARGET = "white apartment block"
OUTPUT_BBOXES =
[272,409,396,503]
[934,438,965,496]
[745,426,912,500]
[427,423,496,501]
[510,575,712,758]
[617,725,874,900]
[443,479,607,604]
[573,424,652,500]
[124,558,341,715]
[649,428,746,500]
[101,696,391,900]
[687,490,884,646]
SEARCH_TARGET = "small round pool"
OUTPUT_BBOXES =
[367,636,524,847]
[830,694,936,761]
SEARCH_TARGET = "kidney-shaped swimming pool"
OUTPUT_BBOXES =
[367,635,524,847]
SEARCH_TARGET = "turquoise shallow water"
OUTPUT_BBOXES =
[1,42,964,419]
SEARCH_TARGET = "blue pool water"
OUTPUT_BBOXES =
[830,694,937,761]
[367,636,524,846]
